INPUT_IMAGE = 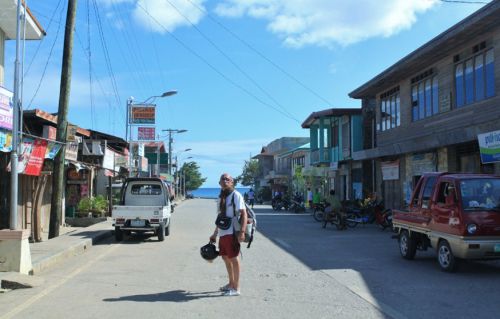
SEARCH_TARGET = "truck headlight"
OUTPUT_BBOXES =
[467,224,477,234]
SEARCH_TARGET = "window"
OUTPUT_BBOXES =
[331,121,339,147]
[131,184,162,195]
[412,76,439,121]
[422,176,437,208]
[455,48,495,107]
[379,90,400,131]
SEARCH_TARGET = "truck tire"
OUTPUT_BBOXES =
[437,240,458,272]
[399,230,417,260]
[165,220,170,237]
[115,227,123,242]
[157,222,165,241]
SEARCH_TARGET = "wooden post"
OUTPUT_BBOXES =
[49,0,77,239]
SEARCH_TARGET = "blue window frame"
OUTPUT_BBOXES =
[412,76,439,121]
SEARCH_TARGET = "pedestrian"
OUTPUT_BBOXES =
[209,173,248,296]
[313,188,321,207]
[248,188,255,208]
[307,187,313,208]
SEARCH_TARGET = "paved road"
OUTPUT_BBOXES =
[1,199,499,319]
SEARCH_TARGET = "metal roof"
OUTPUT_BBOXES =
[301,108,361,128]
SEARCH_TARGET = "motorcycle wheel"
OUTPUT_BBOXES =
[313,209,325,222]
[345,213,358,228]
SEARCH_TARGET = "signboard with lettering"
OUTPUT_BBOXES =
[131,104,155,124]
[478,130,500,164]
[381,160,399,180]
[24,139,48,176]
[138,127,155,140]
[0,86,13,130]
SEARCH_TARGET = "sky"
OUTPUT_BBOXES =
[3,0,492,187]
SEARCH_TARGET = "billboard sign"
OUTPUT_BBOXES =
[138,127,155,140]
[478,130,500,164]
[0,86,13,130]
[131,104,155,124]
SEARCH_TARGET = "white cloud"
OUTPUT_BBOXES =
[215,0,439,48]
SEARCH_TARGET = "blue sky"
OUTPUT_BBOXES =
[4,0,491,187]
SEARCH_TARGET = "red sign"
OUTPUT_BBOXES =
[138,127,155,140]
[24,139,48,176]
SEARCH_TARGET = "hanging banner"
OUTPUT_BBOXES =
[45,141,62,159]
[24,139,48,176]
[65,141,79,161]
[6,138,34,173]
[478,130,500,164]
[131,105,155,124]
[0,129,12,152]
[0,86,13,130]
[138,127,155,140]
[66,124,78,142]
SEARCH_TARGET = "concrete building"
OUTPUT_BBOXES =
[349,1,500,209]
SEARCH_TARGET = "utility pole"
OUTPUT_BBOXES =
[49,0,77,239]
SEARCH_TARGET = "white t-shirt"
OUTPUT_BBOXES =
[217,190,246,237]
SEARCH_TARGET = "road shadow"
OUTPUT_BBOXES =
[103,290,222,302]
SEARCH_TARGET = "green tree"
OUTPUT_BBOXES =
[237,159,260,187]
[181,161,206,191]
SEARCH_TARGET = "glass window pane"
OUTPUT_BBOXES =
[432,77,439,115]
[475,55,484,101]
[418,82,425,120]
[396,94,401,126]
[391,96,396,128]
[486,49,495,98]
[381,100,385,131]
[455,64,464,107]
[386,99,391,129]
[425,79,432,117]
[465,59,474,104]
[412,85,418,121]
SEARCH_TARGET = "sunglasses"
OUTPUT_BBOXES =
[220,177,232,182]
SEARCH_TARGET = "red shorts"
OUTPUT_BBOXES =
[219,235,240,258]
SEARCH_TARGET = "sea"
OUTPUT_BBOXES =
[191,187,250,199]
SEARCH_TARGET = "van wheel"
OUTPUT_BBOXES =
[399,230,417,260]
[157,222,165,241]
[115,227,123,242]
[437,240,458,272]
[165,220,170,237]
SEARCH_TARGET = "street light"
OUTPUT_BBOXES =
[126,90,177,176]
[161,129,188,176]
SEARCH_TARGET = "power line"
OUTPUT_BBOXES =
[165,0,300,122]
[185,0,334,107]
[137,3,300,123]
[26,3,65,109]
[439,0,489,4]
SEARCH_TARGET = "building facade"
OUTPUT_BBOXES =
[349,2,500,209]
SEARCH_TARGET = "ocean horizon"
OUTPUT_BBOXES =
[191,187,250,199]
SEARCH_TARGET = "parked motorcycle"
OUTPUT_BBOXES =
[272,198,290,211]
[345,199,393,230]
[322,206,347,230]
[313,202,327,222]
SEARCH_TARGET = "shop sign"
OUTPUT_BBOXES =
[478,130,500,164]
[131,105,155,124]
[65,141,79,161]
[0,87,13,130]
[0,129,12,152]
[330,161,338,170]
[66,124,78,142]
[24,139,48,176]
[381,160,399,180]
[138,127,155,140]
[102,147,115,170]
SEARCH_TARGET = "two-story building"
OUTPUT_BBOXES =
[349,1,500,209]
[302,108,363,200]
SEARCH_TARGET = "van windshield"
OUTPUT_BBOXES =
[460,178,500,211]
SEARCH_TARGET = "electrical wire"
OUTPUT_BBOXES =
[185,0,333,107]
[165,0,300,122]
[137,3,300,123]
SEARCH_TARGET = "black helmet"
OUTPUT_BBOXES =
[200,242,219,261]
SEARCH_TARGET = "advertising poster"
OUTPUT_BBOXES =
[45,141,62,159]
[65,141,79,161]
[131,105,155,124]
[24,139,48,176]
[0,86,13,130]
[0,129,12,152]
[478,130,500,164]
[6,138,34,173]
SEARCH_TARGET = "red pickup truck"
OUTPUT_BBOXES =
[393,172,500,272]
